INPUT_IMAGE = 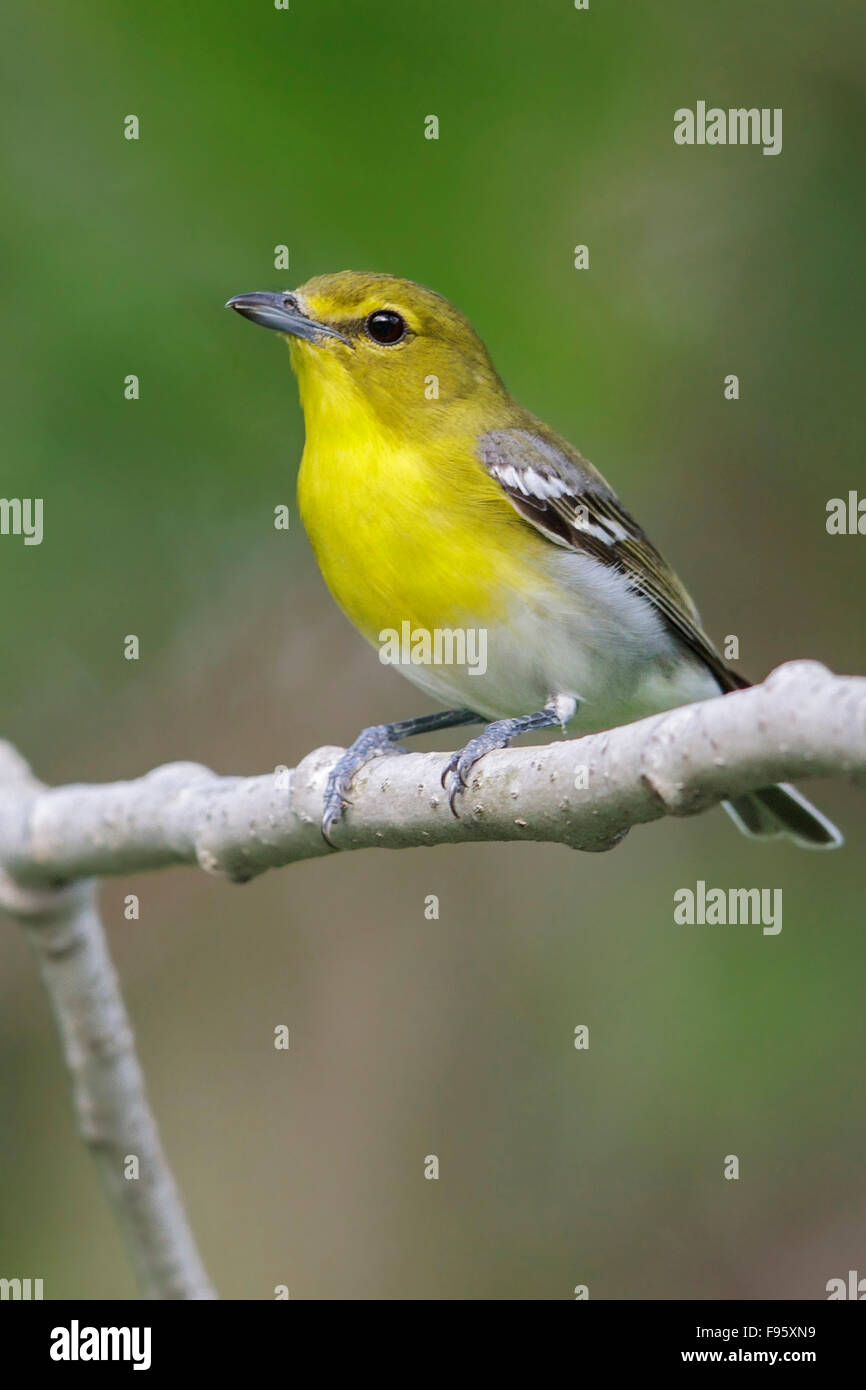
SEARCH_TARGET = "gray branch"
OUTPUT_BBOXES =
[0,750,216,1300]
[0,663,862,890]
[1,659,862,1298]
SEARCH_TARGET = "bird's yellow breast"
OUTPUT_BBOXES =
[294,350,544,644]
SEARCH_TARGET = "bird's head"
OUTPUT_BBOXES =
[227,271,507,434]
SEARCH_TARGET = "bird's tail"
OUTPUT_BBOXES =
[723,784,843,849]
[705,662,843,848]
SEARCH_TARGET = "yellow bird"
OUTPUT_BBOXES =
[227,272,841,849]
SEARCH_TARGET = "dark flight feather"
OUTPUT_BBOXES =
[478,425,746,693]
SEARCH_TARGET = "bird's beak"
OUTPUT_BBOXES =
[225,291,352,347]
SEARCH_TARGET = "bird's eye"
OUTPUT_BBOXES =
[282,294,297,310]
[366,310,407,345]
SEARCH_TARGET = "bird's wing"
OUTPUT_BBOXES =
[477,426,746,693]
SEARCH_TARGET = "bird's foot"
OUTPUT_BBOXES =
[321,708,483,844]
[322,725,406,845]
[441,698,577,816]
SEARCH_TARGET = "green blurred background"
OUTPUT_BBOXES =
[1,0,864,1299]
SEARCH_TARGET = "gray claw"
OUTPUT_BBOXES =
[321,738,405,843]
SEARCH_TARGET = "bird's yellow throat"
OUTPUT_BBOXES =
[290,335,545,643]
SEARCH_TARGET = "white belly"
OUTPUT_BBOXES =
[378,549,721,729]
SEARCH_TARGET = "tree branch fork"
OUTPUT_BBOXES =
[1,658,862,1300]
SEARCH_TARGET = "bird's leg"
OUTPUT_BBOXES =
[441,695,578,815]
[322,708,483,843]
